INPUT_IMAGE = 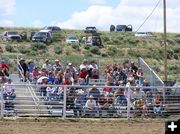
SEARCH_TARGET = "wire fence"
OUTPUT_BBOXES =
[1,84,180,119]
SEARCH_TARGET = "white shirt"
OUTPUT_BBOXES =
[42,63,52,71]
[85,99,96,109]
[3,82,15,93]
[132,91,145,100]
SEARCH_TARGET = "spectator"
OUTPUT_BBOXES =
[32,67,41,83]
[47,71,55,84]
[39,78,48,97]
[142,79,151,93]
[55,70,64,84]
[80,59,88,71]
[85,95,97,116]
[104,94,115,116]
[0,60,9,77]
[63,68,73,85]
[3,78,16,100]
[89,85,100,102]
[79,66,88,82]
[74,93,83,117]
[103,82,112,94]
[136,68,144,85]
[98,94,107,116]
[131,62,138,74]
[143,91,153,114]
[42,59,52,72]
[131,86,145,102]
[18,58,28,82]
[153,93,163,114]
[27,59,35,81]
[89,61,99,79]
[53,59,62,75]
[67,62,77,82]
[114,87,127,106]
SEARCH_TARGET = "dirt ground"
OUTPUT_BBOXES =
[0,118,164,134]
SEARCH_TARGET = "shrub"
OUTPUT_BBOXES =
[72,44,80,51]
[52,33,64,41]
[31,42,47,50]
[84,44,92,50]
[107,46,117,56]
[5,45,15,52]
[102,35,110,42]
[90,46,100,55]
[101,53,108,57]
[54,46,62,55]
[173,45,180,54]
[18,46,29,54]
[175,38,180,43]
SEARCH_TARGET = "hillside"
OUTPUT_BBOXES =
[0,27,180,81]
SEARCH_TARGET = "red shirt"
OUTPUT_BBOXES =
[79,70,88,79]
[0,63,9,71]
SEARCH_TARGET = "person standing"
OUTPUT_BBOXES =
[18,58,28,82]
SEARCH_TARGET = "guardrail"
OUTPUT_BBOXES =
[0,83,180,119]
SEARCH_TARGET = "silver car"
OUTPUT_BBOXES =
[2,31,22,41]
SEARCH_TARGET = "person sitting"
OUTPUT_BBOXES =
[73,93,83,117]
[153,92,163,114]
[114,87,127,106]
[131,86,145,102]
[47,71,55,84]
[85,95,97,116]
[142,91,153,115]
[0,60,9,77]
[3,78,16,100]
[39,78,48,97]
[32,67,41,83]
[79,66,88,84]
[88,85,100,102]
[98,94,107,116]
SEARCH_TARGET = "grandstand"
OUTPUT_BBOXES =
[0,56,179,118]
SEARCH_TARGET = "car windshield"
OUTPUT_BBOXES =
[67,36,77,40]
[86,27,96,30]
[35,32,47,37]
[43,27,52,30]
[116,25,126,29]
[8,32,18,35]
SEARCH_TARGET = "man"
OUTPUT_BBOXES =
[0,60,9,77]
[18,58,28,82]
[42,59,52,72]
[85,95,97,116]
[53,59,62,75]
[3,78,16,100]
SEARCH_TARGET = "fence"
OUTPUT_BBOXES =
[1,83,180,119]
[137,57,164,87]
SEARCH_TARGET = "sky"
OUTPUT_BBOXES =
[0,0,180,33]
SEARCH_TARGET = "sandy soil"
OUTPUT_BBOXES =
[0,118,164,134]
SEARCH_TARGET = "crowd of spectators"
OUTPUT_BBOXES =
[17,58,163,117]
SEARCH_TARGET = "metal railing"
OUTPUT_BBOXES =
[137,57,164,86]
[1,83,180,119]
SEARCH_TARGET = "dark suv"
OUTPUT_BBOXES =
[32,31,52,44]
[116,25,132,32]
[84,27,97,33]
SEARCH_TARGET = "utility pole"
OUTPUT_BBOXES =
[163,0,167,81]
